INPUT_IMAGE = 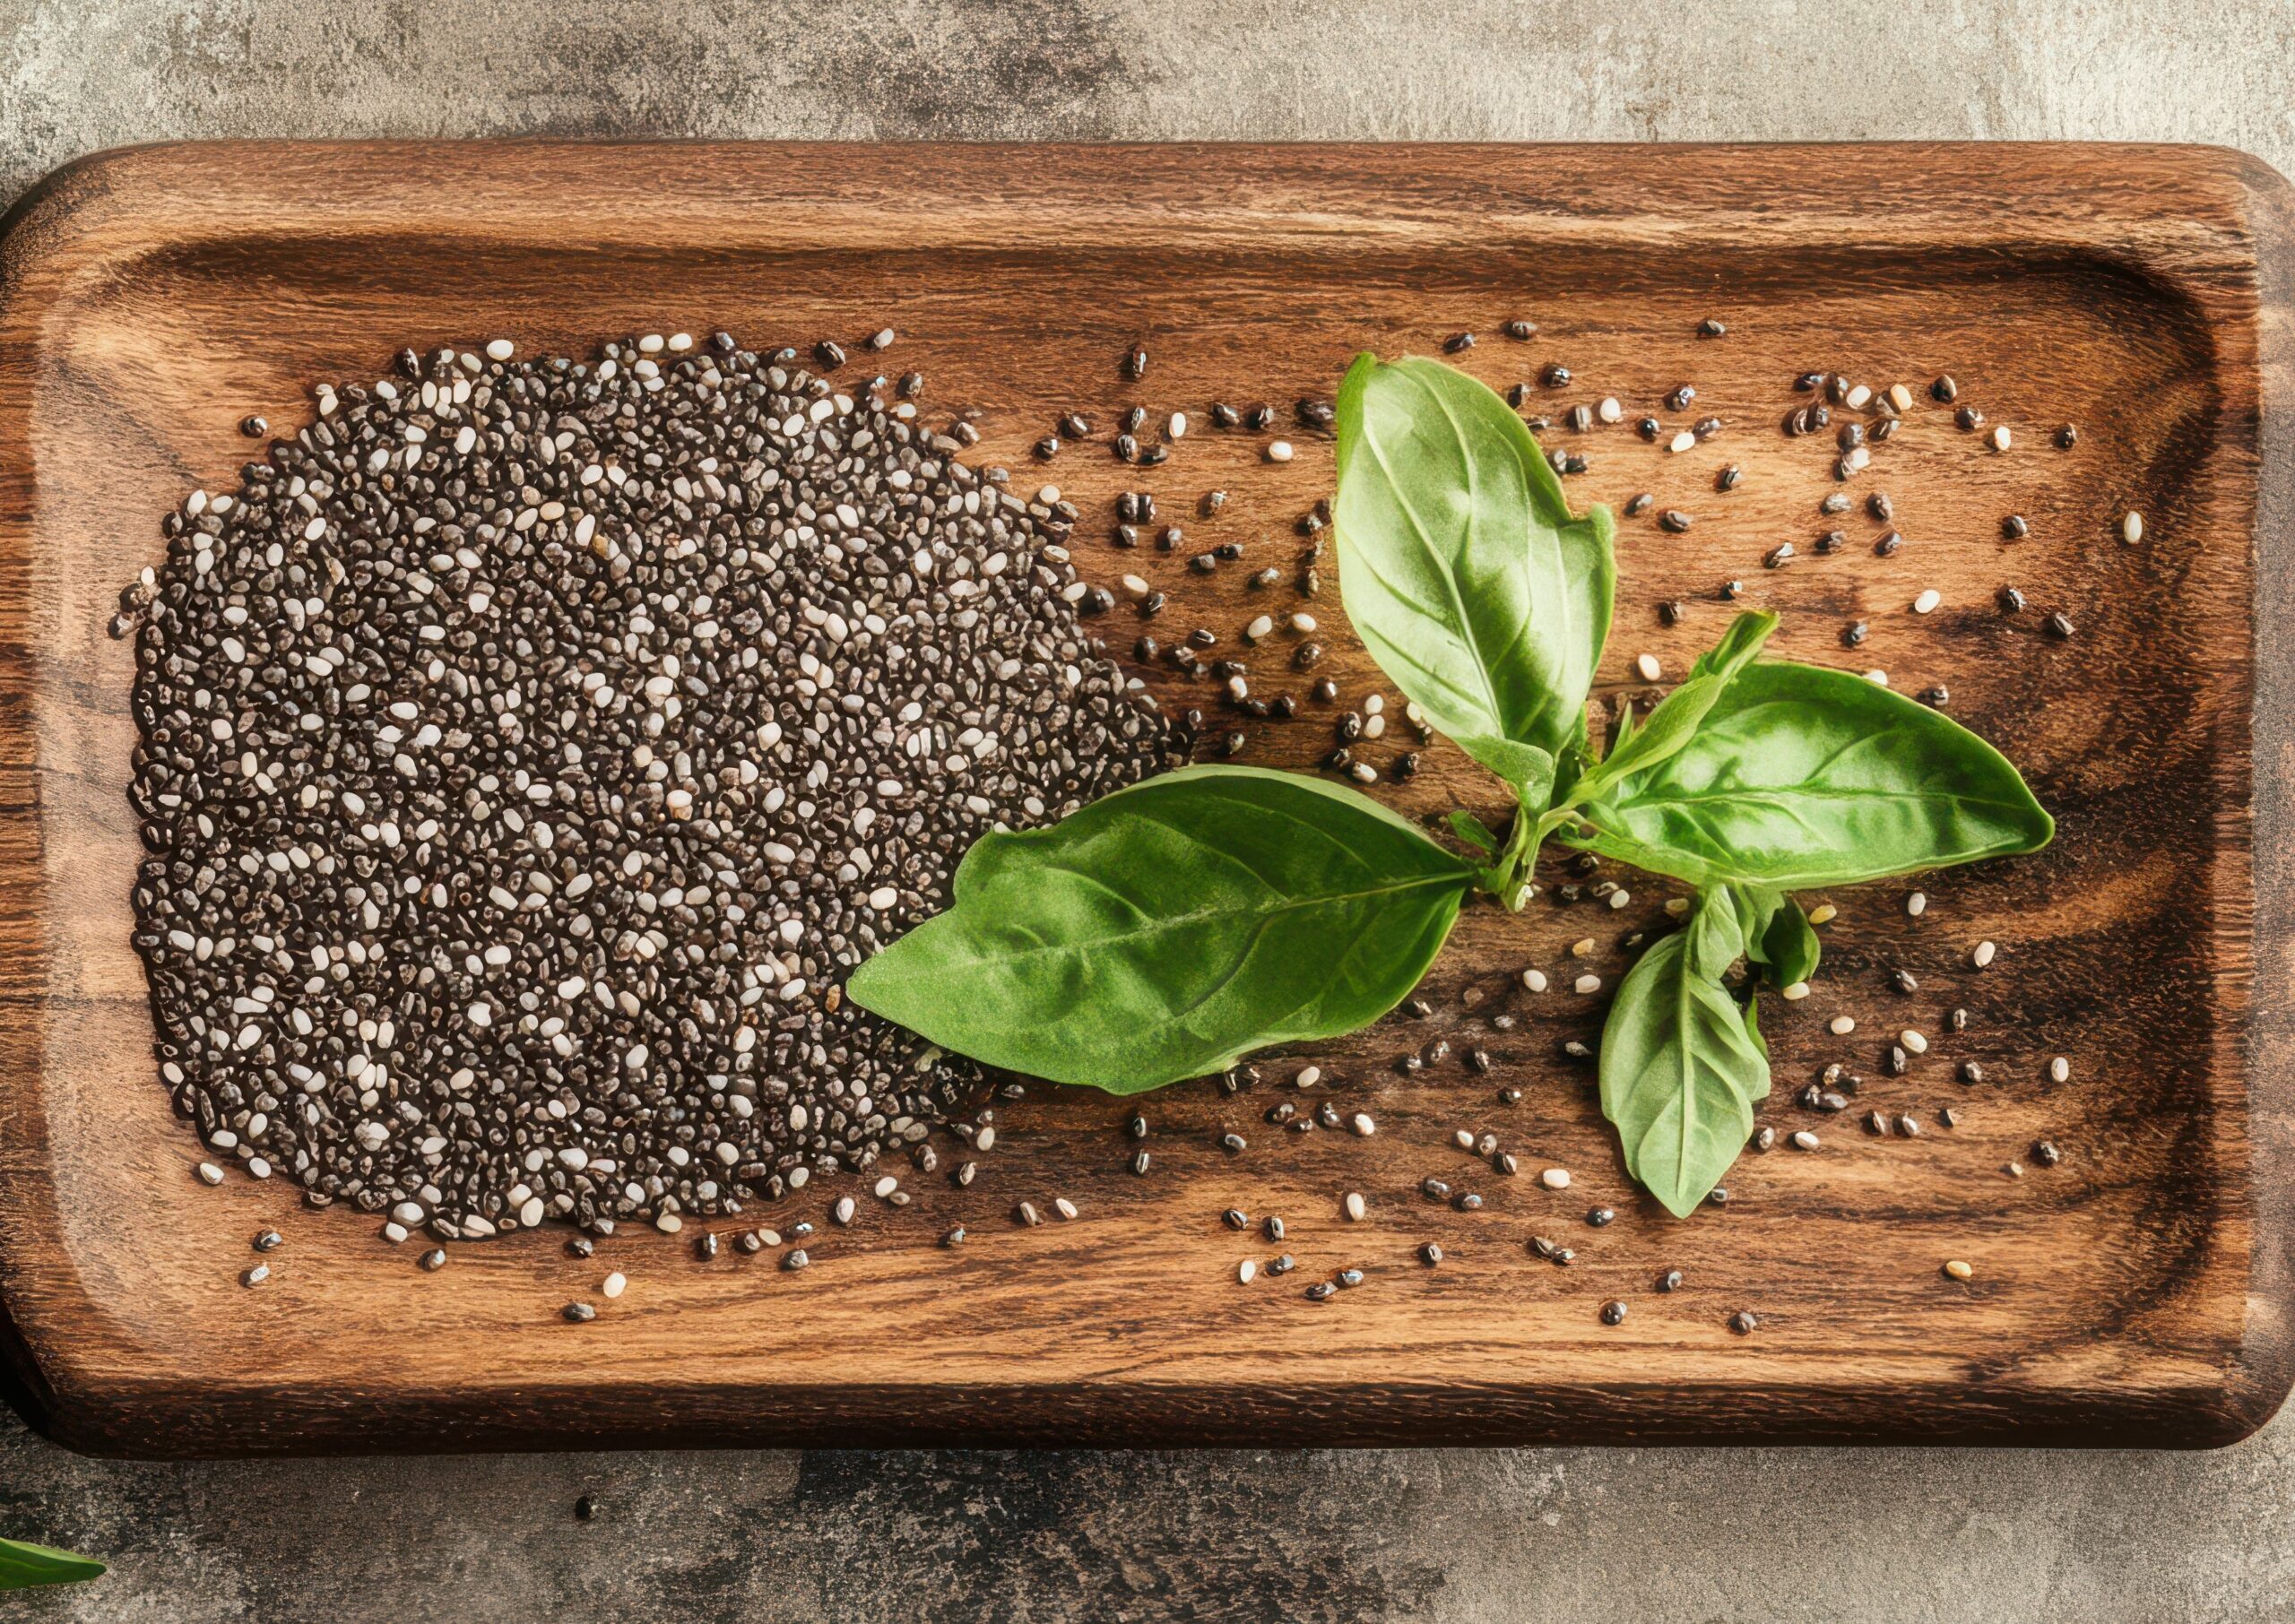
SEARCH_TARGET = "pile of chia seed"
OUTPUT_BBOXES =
[122,331,1172,1239]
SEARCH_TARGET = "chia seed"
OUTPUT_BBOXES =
[124,332,1173,1236]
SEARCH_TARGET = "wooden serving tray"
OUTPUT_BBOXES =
[0,142,2289,1456]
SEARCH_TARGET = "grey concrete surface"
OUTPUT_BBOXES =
[4,1,2295,1619]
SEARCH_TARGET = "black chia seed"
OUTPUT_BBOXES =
[123,332,1173,1238]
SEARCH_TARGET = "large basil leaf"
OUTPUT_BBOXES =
[845,765,1475,1093]
[0,1538,103,1589]
[1569,610,1776,807]
[1599,890,1769,1219]
[1571,662,2054,889]
[1333,354,1615,788]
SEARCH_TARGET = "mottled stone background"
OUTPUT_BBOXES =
[4,2,2293,1619]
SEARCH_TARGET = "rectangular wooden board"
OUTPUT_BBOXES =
[1,141,2290,1456]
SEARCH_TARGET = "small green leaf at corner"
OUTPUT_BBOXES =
[1598,891,1770,1219]
[847,764,1476,1093]
[0,1537,104,1590]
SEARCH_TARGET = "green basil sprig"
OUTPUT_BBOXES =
[849,352,2053,1217]
[847,765,1475,1092]
[0,1537,103,1590]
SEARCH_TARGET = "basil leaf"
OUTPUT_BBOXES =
[1725,882,1777,956]
[0,1538,103,1589]
[1458,737,1555,814]
[1598,892,1769,1219]
[846,764,1475,1093]
[1333,354,1615,787]
[1570,610,1776,807]
[1571,662,2054,889]
[1446,809,1501,857]
[1683,880,1750,980]
[1735,883,1820,987]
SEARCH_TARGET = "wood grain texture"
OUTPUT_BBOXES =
[0,140,2286,1456]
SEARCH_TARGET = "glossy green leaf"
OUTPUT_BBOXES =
[1570,662,2054,889]
[1333,354,1615,788]
[1569,610,1776,808]
[846,765,1475,1093]
[0,1538,104,1589]
[1598,892,1769,1219]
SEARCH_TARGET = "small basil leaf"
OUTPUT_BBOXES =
[1333,354,1615,784]
[1446,809,1501,857]
[1571,662,2054,889]
[1726,882,1780,961]
[1458,736,1556,816]
[1726,880,1817,981]
[1607,696,1640,757]
[846,764,1475,1093]
[1683,880,1750,981]
[0,1538,104,1589]
[1570,610,1776,807]
[1599,893,1769,1219]
[1552,727,1589,808]
[1749,886,1821,987]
